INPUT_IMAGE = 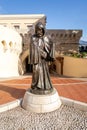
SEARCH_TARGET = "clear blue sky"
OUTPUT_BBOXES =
[0,0,87,41]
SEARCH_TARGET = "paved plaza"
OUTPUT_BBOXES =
[0,75,87,105]
[0,75,87,130]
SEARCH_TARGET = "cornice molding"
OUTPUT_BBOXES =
[0,14,45,20]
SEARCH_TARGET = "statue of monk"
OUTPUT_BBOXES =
[29,22,55,94]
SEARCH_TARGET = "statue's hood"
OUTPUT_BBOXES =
[35,22,45,35]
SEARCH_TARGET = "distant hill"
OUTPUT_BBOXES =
[79,40,87,44]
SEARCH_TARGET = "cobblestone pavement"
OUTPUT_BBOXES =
[0,105,87,130]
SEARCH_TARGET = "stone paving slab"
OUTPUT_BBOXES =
[0,105,87,130]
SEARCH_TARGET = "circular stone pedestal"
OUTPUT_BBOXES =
[22,88,62,113]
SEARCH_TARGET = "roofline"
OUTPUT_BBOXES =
[0,14,46,19]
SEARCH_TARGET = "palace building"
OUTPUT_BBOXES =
[0,14,82,77]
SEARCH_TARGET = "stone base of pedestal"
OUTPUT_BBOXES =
[22,88,62,113]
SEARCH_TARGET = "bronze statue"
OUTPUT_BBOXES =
[29,22,55,94]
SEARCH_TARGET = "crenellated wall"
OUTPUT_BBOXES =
[20,29,82,51]
[47,30,82,54]
[20,29,82,59]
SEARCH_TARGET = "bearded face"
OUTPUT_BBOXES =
[36,27,44,37]
[35,22,45,37]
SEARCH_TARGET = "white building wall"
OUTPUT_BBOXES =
[0,25,22,77]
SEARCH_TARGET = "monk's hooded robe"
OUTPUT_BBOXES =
[29,32,55,94]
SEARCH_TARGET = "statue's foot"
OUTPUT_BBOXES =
[29,88,53,95]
